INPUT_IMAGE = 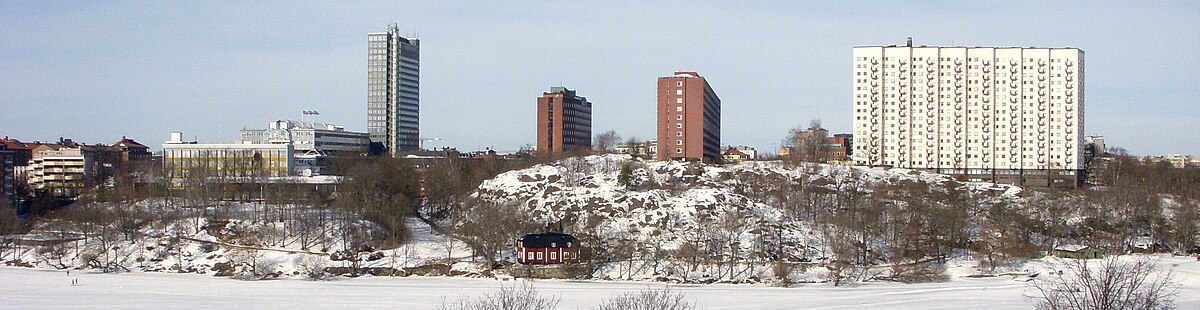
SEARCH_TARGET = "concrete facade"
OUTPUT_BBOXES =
[852,43,1085,188]
[28,146,92,197]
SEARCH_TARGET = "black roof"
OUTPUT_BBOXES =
[519,233,576,248]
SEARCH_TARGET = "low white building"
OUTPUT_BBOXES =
[28,146,91,197]
[1166,154,1191,169]
[616,140,657,159]
[729,145,757,160]
[240,120,369,155]
[163,132,293,181]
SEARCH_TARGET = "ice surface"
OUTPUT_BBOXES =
[4,255,1200,309]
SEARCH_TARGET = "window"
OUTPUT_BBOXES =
[676,140,683,145]
[676,131,683,137]
[676,115,683,120]
[676,98,683,104]
[536,252,543,260]
[550,252,557,260]
[676,148,683,153]
[676,106,682,112]
[527,252,534,260]
[676,123,683,128]
[676,81,683,86]
[676,89,683,95]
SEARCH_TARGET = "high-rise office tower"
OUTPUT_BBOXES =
[852,42,1084,187]
[368,24,420,155]
[657,71,721,162]
[536,86,592,156]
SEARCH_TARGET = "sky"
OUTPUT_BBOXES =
[1,1,1197,156]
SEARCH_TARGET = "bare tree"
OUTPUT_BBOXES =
[594,130,621,154]
[455,198,537,270]
[1033,256,1179,310]
[784,119,829,163]
[623,137,645,158]
[335,157,420,247]
[1169,200,1198,254]
[295,254,329,280]
[0,205,22,260]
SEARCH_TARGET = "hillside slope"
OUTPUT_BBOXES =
[464,154,1024,282]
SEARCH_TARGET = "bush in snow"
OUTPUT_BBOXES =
[438,282,559,310]
[1032,256,1179,310]
[295,254,329,280]
[593,287,695,310]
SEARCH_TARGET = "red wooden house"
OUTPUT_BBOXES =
[516,233,579,264]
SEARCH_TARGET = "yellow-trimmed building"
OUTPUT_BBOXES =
[162,132,293,183]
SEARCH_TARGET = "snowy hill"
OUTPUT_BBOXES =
[8,153,1178,287]
[463,154,1024,283]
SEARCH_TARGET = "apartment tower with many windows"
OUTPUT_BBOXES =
[852,42,1084,187]
[536,87,592,156]
[657,71,721,162]
[368,24,420,155]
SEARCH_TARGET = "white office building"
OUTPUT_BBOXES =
[240,120,370,155]
[163,132,293,181]
[852,41,1084,187]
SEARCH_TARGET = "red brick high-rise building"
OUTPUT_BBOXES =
[536,87,592,156]
[657,71,721,162]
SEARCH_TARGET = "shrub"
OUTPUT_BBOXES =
[1032,256,1180,310]
[438,282,560,310]
[593,287,695,310]
[295,254,329,280]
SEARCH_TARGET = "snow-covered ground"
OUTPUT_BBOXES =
[4,255,1200,309]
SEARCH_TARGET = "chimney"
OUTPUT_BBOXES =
[906,37,913,47]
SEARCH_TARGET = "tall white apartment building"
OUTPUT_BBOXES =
[852,42,1084,187]
[368,24,421,155]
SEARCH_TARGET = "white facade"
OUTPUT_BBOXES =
[852,45,1084,185]
[28,147,91,197]
[1166,154,1191,169]
[240,120,370,154]
[615,140,658,159]
[164,133,293,181]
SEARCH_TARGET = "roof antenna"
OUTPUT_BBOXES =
[906,37,913,47]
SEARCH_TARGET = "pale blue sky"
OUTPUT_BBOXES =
[1,1,1197,155]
